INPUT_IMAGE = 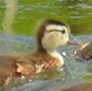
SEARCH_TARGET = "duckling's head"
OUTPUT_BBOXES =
[36,19,70,52]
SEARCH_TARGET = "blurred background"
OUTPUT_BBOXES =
[0,0,92,91]
[0,0,92,35]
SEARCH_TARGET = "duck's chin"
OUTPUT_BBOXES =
[56,42,67,48]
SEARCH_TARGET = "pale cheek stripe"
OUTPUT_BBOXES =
[47,30,62,33]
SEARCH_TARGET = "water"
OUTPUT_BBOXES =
[0,0,92,91]
[0,33,91,91]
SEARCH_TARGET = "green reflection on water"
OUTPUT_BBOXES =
[0,0,92,35]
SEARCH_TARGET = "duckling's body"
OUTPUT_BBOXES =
[0,19,80,86]
[0,51,63,86]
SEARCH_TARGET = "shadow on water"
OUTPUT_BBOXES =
[0,0,92,91]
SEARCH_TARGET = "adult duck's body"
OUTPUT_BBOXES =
[75,40,92,60]
[0,19,81,86]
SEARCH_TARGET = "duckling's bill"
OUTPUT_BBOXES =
[67,41,82,46]
[67,34,83,46]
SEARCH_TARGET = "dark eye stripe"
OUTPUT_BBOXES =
[47,29,66,34]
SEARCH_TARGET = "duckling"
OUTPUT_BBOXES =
[0,19,81,86]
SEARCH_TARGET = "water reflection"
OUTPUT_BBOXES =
[2,0,17,33]
[0,0,92,34]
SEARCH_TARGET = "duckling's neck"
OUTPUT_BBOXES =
[47,50,58,56]
[37,39,60,56]
[37,45,64,65]
[47,49,64,65]
[37,41,56,55]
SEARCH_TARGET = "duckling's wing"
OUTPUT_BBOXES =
[16,58,36,75]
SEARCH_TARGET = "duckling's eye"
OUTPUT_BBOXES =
[61,29,66,34]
